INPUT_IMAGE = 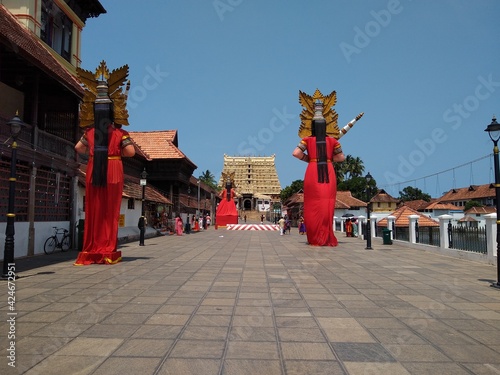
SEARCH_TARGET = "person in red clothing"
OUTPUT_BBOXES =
[292,99,345,246]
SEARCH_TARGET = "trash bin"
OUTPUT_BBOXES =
[382,228,392,245]
[77,219,84,251]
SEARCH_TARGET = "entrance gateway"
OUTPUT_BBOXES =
[218,154,281,218]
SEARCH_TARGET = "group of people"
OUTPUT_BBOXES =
[345,218,358,237]
[174,214,211,235]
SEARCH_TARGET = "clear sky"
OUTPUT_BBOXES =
[81,0,500,198]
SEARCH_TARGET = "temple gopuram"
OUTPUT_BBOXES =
[218,154,281,213]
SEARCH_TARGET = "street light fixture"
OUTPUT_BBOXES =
[2,113,24,278]
[197,180,200,217]
[485,116,500,289]
[139,168,148,246]
[365,172,373,250]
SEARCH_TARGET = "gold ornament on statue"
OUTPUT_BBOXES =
[77,61,130,127]
[298,88,363,139]
[221,171,236,188]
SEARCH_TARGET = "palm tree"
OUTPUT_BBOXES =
[348,156,364,178]
[198,170,217,190]
[336,154,365,184]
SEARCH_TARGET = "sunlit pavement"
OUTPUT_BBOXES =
[2,225,500,375]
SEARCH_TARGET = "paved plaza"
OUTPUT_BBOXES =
[2,225,500,374]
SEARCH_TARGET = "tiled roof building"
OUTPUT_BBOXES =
[129,131,217,216]
[371,189,400,212]
[337,191,367,209]
[377,205,439,228]
[439,184,496,208]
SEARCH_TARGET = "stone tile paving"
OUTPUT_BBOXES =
[1,228,500,374]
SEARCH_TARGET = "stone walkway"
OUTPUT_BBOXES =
[2,226,500,374]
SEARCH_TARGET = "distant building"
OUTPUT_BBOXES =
[377,205,439,228]
[439,184,496,208]
[219,154,281,212]
[459,206,496,228]
[128,130,218,218]
[370,189,400,212]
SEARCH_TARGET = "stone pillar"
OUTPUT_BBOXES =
[357,215,366,238]
[370,215,377,238]
[408,215,419,244]
[485,213,497,264]
[438,214,453,249]
[387,215,396,240]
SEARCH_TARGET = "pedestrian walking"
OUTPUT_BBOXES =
[278,216,285,236]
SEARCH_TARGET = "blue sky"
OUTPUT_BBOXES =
[81,0,500,198]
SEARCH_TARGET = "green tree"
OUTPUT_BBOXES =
[398,186,431,202]
[198,170,217,190]
[336,154,365,183]
[280,180,304,203]
[338,175,377,201]
[464,200,483,211]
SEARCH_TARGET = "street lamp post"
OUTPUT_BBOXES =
[197,180,200,217]
[2,113,24,278]
[365,172,373,250]
[139,168,147,246]
[485,116,500,289]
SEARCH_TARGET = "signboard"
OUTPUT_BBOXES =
[119,214,125,227]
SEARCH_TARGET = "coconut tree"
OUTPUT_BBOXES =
[198,170,217,190]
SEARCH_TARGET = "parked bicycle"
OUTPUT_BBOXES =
[44,227,71,254]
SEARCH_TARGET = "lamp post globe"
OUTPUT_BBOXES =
[485,116,500,289]
[2,113,24,278]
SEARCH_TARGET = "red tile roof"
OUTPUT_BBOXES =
[401,199,434,211]
[458,215,478,223]
[371,189,399,203]
[285,192,303,207]
[377,205,439,227]
[464,206,496,215]
[122,176,172,205]
[337,191,367,208]
[424,201,462,211]
[128,131,196,166]
[0,5,84,96]
[284,190,366,210]
[439,184,495,203]
[77,164,171,204]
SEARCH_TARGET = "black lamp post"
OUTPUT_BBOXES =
[485,116,500,289]
[139,168,147,246]
[197,180,200,218]
[365,172,373,250]
[184,186,191,234]
[2,113,24,278]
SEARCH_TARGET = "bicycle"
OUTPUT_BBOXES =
[44,227,71,254]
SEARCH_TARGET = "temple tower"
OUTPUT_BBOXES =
[219,154,281,213]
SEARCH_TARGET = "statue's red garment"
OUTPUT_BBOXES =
[302,136,341,246]
[216,188,238,227]
[75,126,131,265]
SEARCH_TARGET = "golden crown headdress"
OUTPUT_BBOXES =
[77,61,130,127]
[298,89,364,139]
[221,171,236,188]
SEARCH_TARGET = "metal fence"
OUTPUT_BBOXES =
[372,222,486,254]
[394,227,409,241]
[417,226,440,246]
[449,225,487,254]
